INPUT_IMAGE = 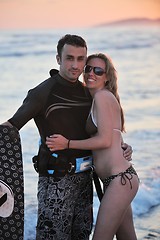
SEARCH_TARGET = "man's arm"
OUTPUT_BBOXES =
[122,143,132,161]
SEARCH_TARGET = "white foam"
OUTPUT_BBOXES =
[132,178,160,216]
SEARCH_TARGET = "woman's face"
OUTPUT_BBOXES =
[84,57,107,91]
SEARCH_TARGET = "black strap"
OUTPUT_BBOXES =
[93,172,103,202]
[0,193,7,207]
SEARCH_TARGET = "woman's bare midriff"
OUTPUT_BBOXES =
[93,132,131,180]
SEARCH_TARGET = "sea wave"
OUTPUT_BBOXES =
[0,27,159,58]
[133,177,160,216]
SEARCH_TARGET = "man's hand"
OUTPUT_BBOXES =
[122,143,133,161]
[1,121,13,127]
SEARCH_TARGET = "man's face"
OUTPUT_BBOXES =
[57,44,87,82]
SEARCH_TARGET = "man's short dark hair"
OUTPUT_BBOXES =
[57,34,87,57]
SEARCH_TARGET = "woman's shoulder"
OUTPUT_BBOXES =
[94,89,115,102]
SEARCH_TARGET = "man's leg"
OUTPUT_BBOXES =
[71,171,93,240]
[36,176,76,240]
[36,173,93,240]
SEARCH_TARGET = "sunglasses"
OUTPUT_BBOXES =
[84,65,106,76]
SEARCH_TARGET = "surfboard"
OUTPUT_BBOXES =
[0,125,24,240]
[0,179,14,218]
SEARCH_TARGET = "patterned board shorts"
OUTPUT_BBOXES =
[36,171,93,240]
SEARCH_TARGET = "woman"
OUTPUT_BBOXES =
[46,53,139,240]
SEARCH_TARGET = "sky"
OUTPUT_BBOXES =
[0,0,160,29]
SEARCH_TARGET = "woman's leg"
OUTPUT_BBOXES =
[116,205,137,240]
[92,174,139,240]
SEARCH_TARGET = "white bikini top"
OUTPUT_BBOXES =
[87,99,122,134]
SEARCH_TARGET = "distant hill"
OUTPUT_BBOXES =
[95,18,160,27]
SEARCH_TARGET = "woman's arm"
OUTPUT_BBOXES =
[46,134,133,160]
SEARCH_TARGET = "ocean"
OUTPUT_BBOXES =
[0,25,160,239]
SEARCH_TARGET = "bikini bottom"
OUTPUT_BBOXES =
[102,165,138,190]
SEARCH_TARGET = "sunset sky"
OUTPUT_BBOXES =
[0,0,160,29]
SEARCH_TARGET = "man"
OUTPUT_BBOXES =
[2,34,132,240]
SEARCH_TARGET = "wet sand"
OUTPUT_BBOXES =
[134,205,160,239]
[90,205,160,239]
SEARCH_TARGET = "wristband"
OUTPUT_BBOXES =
[67,140,70,149]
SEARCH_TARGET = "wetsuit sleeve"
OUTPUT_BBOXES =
[8,77,55,130]
[8,88,43,130]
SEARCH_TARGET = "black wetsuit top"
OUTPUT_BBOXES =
[9,70,92,172]
[86,101,98,136]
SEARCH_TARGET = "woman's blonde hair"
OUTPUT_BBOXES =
[86,53,125,132]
